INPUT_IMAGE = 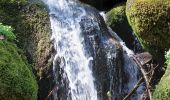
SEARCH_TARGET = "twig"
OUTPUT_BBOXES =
[146,64,159,76]
[149,64,159,84]
[123,77,144,100]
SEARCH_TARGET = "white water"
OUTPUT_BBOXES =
[44,0,97,100]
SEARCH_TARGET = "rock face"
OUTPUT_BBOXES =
[126,0,170,61]
[153,50,170,100]
[106,2,134,50]
[79,0,126,10]
[0,1,53,100]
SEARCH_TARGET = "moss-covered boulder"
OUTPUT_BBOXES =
[126,0,170,61]
[0,1,53,99]
[0,24,37,100]
[106,2,134,49]
[0,41,38,100]
[153,50,170,100]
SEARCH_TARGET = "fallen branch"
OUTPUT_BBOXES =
[132,56,152,100]
[123,77,144,100]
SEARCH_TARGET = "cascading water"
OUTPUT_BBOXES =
[43,0,144,99]
[44,0,97,100]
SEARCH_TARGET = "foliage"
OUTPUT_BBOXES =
[0,40,38,100]
[153,50,170,100]
[0,23,16,41]
[166,50,170,64]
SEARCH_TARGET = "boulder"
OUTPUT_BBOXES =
[126,0,170,62]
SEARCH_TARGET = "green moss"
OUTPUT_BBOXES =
[0,40,38,100]
[153,50,170,100]
[126,0,170,60]
[107,2,127,28]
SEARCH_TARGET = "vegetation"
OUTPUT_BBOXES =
[0,23,16,41]
[126,0,170,61]
[153,50,170,100]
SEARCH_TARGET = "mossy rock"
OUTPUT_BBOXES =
[106,2,134,49]
[126,0,170,61]
[153,50,170,100]
[0,40,38,100]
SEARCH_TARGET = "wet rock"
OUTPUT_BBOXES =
[80,4,124,99]
[135,52,152,66]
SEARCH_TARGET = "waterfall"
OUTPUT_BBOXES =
[44,0,97,100]
[43,0,144,99]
